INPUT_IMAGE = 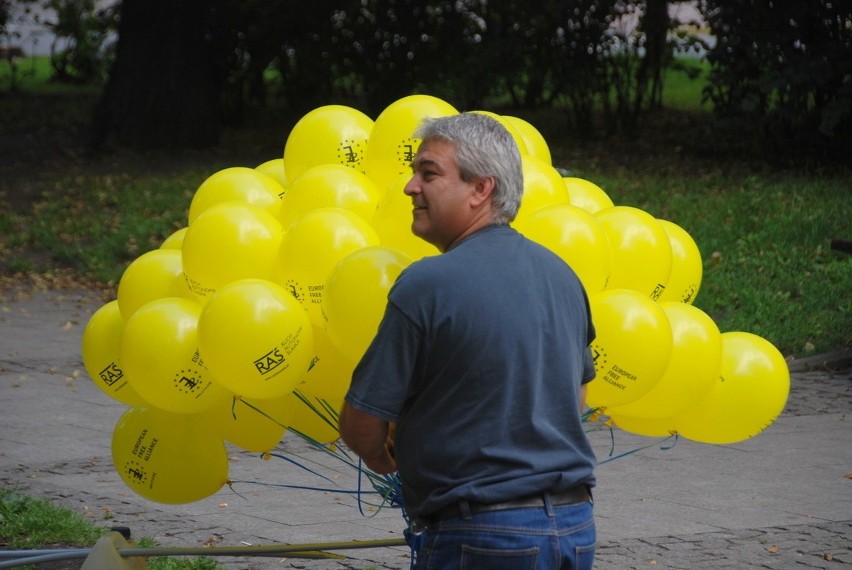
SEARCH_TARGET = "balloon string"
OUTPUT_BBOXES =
[238,398,289,429]
[227,478,395,512]
[353,459,405,518]
[262,451,337,484]
[226,481,248,500]
[228,479,384,498]
[292,390,341,431]
[597,433,678,465]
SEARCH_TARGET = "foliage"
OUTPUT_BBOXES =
[1,0,117,86]
[0,488,105,548]
[80,0,712,148]
[3,169,198,284]
[0,488,224,569]
[6,1,849,163]
[697,0,852,165]
[136,538,224,570]
[43,0,118,84]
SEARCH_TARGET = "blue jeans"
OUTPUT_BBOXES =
[413,497,595,569]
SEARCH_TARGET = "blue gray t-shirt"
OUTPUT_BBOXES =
[345,224,597,517]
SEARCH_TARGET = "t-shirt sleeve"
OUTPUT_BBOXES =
[344,302,422,423]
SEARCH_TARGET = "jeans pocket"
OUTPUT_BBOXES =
[574,542,596,570]
[459,545,539,570]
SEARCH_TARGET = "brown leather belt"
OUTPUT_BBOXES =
[429,485,591,523]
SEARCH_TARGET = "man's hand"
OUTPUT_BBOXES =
[339,403,398,474]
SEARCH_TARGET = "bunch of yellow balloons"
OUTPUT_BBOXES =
[82,94,789,506]
[505,151,788,446]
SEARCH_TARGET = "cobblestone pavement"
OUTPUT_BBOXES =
[0,290,849,569]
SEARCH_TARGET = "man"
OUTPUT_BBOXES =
[339,112,597,569]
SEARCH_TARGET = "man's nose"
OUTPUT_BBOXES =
[403,176,418,195]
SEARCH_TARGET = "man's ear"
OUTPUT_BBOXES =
[471,176,496,208]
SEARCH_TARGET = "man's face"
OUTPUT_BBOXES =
[404,138,479,252]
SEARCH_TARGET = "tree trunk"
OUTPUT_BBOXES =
[635,0,669,114]
[91,0,221,150]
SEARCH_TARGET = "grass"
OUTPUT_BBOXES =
[1,56,850,361]
[17,171,201,279]
[0,488,104,549]
[0,56,101,95]
[0,488,224,569]
[662,57,710,111]
[579,168,851,358]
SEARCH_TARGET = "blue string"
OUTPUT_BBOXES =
[236,400,676,568]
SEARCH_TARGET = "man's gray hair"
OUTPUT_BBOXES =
[414,113,523,223]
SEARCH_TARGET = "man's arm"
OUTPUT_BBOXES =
[338,402,397,474]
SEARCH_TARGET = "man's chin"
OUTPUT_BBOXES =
[410,224,433,245]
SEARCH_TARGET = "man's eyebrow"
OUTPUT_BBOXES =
[412,157,440,170]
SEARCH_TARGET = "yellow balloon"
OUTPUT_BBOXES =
[283,105,374,181]
[201,395,296,453]
[471,110,530,156]
[657,219,703,304]
[363,95,458,191]
[608,411,677,438]
[595,206,672,300]
[563,177,615,214]
[112,407,229,504]
[275,207,380,326]
[188,167,284,224]
[117,249,186,320]
[323,246,411,363]
[182,203,284,303]
[514,155,571,223]
[372,173,441,262]
[279,164,382,230]
[297,325,357,402]
[197,279,314,400]
[675,332,790,444]
[159,227,188,250]
[285,391,342,444]
[255,158,289,188]
[81,301,148,407]
[607,301,722,419]
[586,289,673,408]
[120,297,232,414]
[503,115,552,165]
[513,204,612,295]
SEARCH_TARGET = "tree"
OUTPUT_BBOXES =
[91,0,223,149]
[45,0,118,84]
[698,0,852,163]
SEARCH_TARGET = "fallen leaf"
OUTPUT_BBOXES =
[845,473,852,479]
[766,545,779,554]
[218,502,228,508]
[823,553,833,561]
